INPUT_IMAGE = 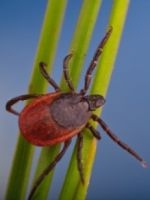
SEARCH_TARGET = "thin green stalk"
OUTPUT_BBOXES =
[5,0,67,199]
[31,0,103,199]
[59,1,130,200]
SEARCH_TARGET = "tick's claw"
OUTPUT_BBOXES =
[141,160,148,168]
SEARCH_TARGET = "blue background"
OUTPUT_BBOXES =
[0,1,150,200]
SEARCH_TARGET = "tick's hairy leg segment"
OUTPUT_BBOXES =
[28,140,71,200]
[6,94,41,115]
[76,133,84,184]
[81,26,113,95]
[40,62,60,92]
[76,127,101,184]
[91,114,147,167]
[63,54,75,92]
[86,123,101,140]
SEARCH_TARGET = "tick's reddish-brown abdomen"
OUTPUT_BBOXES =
[19,92,85,146]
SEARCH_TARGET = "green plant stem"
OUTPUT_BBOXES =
[59,1,130,200]
[31,0,103,199]
[5,1,67,199]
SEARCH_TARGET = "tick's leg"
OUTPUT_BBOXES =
[6,94,40,115]
[63,54,75,92]
[76,127,101,184]
[80,27,112,95]
[76,133,84,184]
[91,114,147,168]
[39,62,60,92]
[86,123,101,140]
[28,140,71,200]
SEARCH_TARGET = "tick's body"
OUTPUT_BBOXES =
[20,92,91,146]
[6,27,147,200]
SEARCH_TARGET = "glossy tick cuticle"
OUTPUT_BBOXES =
[6,26,147,200]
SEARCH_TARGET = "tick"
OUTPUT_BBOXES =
[6,27,147,200]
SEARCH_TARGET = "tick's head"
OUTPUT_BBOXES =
[84,94,105,111]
